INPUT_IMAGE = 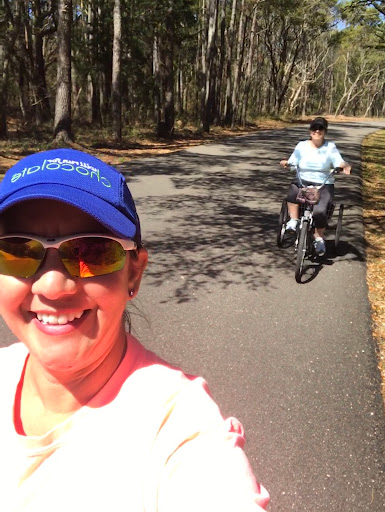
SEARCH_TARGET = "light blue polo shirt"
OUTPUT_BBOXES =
[288,140,344,184]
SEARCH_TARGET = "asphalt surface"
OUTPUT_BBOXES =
[1,122,385,510]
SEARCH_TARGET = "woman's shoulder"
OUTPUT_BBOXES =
[127,335,209,393]
[294,140,312,152]
[0,342,27,361]
[122,335,219,409]
[323,140,337,149]
[0,342,27,384]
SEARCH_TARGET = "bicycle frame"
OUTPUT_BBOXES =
[296,208,313,250]
[288,165,342,282]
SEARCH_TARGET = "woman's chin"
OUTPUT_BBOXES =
[28,338,89,374]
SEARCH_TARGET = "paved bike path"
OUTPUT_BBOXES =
[124,121,385,511]
[0,122,384,510]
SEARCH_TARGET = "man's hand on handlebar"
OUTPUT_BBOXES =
[280,159,288,167]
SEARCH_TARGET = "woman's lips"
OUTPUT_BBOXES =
[33,310,88,334]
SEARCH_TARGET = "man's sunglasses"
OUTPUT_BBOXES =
[0,234,137,278]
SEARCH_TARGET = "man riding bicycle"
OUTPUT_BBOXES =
[280,117,351,256]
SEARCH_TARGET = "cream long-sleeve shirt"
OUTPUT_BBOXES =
[0,335,269,512]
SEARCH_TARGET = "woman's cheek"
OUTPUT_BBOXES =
[82,274,129,313]
[0,276,29,314]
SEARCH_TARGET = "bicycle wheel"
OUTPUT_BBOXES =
[277,199,289,247]
[335,204,344,249]
[326,202,335,227]
[295,220,309,283]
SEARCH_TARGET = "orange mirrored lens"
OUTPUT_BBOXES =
[0,238,45,278]
[59,238,126,277]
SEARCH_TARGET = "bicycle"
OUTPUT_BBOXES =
[277,165,345,283]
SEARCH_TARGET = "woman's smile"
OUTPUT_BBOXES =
[35,310,85,325]
[32,309,89,336]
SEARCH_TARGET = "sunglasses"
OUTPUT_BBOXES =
[0,233,137,278]
[310,125,325,132]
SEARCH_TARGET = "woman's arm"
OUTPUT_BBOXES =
[150,377,269,512]
[157,421,270,512]
[330,143,351,174]
[280,142,303,168]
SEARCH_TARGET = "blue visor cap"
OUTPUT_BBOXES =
[0,149,141,242]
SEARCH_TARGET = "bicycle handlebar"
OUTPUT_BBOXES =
[286,164,343,173]
[287,164,344,188]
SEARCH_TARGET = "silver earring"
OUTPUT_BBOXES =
[129,291,134,297]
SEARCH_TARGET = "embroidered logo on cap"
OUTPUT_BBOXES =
[10,158,111,188]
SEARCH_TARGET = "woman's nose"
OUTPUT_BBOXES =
[31,249,78,298]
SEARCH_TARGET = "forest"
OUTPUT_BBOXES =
[1,0,385,142]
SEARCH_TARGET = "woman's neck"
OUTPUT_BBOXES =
[309,137,324,149]
[18,332,127,436]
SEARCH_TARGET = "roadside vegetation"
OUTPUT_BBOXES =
[0,118,288,174]
[2,1,385,143]
[362,129,385,402]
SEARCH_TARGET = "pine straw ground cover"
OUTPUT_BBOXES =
[362,130,385,403]
[0,119,289,173]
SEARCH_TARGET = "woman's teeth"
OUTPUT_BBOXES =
[36,311,84,325]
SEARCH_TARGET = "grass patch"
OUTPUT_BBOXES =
[362,130,385,401]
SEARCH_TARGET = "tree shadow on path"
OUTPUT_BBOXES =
[119,125,378,302]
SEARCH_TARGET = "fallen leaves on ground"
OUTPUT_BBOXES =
[362,131,385,400]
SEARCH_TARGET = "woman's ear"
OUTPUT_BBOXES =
[127,247,148,299]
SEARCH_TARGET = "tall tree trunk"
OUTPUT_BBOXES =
[89,4,102,124]
[198,0,207,131]
[112,0,122,141]
[54,0,72,141]
[153,34,161,127]
[241,3,258,126]
[223,0,237,124]
[32,0,51,124]
[301,85,309,116]
[18,60,29,122]
[156,3,175,138]
[163,7,174,137]
[201,0,218,132]
[230,0,245,127]
[215,0,226,125]
[0,44,9,139]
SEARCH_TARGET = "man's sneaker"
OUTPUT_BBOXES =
[313,237,326,256]
[286,218,298,231]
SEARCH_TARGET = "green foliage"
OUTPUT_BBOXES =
[340,0,385,46]
[3,0,385,138]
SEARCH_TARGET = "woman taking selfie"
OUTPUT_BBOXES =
[0,149,269,511]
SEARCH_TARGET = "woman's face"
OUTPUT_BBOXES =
[0,199,147,377]
[310,126,326,143]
